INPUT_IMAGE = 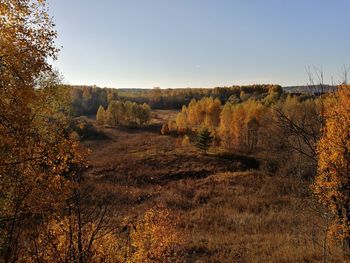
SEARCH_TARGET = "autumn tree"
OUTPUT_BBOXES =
[96,105,106,126]
[119,207,184,262]
[107,89,118,103]
[262,85,283,105]
[265,95,322,177]
[218,103,234,148]
[176,112,188,133]
[106,100,118,126]
[104,100,151,127]
[115,101,126,125]
[246,117,259,153]
[218,100,266,152]
[312,85,350,255]
[0,1,87,261]
[172,97,222,133]
[136,103,151,125]
[204,97,221,127]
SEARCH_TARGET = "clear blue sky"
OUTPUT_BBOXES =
[48,0,350,88]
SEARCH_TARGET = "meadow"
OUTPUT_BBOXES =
[80,110,343,262]
[2,1,349,262]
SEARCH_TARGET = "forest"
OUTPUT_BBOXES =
[1,0,350,262]
[68,84,282,116]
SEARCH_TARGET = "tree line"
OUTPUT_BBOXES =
[68,84,283,116]
[1,0,349,260]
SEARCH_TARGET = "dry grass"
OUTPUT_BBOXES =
[82,110,344,262]
[170,172,339,262]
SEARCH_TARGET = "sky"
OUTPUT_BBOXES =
[48,0,350,88]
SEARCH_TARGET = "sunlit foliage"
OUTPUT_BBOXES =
[313,86,350,250]
[119,207,184,262]
[169,97,221,133]
[96,105,106,126]
[99,100,151,127]
[218,100,267,152]
[0,1,87,261]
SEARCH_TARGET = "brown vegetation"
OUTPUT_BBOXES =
[1,1,349,261]
[80,110,344,262]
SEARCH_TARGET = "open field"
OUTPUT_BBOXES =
[82,110,343,263]
[3,2,349,261]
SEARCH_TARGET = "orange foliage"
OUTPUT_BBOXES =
[0,1,87,260]
[173,97,221,133]
[120,207,184,262]
[33,215,119,262]
[218,100,267,152]
[313,86,350,247]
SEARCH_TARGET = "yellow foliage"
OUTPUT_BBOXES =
[174,97,222,132]
[0,1,88,260]
[105,100,151,127]
[176,112,188,132]
[313,85,350,245]
[167,120,177,132]
[218,100,267,152]
[120,207,184,262]
[96,105,106,126]
[34,216,119,262]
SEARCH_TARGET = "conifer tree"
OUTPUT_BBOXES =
[195,128,213,154]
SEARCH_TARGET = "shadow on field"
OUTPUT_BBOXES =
[216,152,260,170]
[91,150,260,187]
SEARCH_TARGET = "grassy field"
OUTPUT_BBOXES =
[82,110,343,263]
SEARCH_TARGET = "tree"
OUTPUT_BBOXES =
[139,103,151,125]
[230,105,246,149]
[106,100,118,126]
[246,117,259,153]
[104,100,151,127]
[121,207,184,262]
[205,97,221,128]
[218,103,234,148]
[176,112,188,133]
[96,105,106,126]
[195,128,213,154]
[107,89,118,103]
[312,85,350,255]
[0,1,87,261]
[269,95,322,177]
